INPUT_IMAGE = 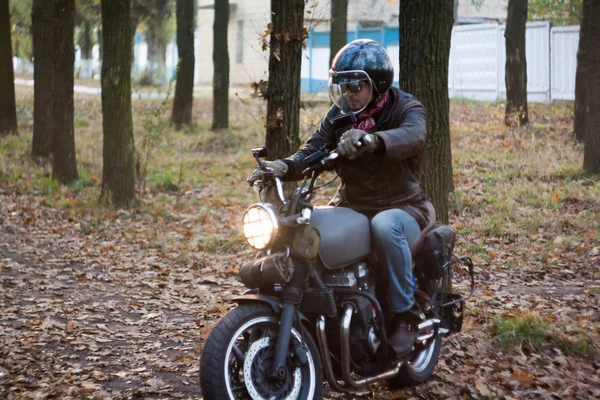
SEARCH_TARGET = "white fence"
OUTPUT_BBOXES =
[551,26,580,101]
[450,22,579,102]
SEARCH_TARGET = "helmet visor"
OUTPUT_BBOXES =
[328,70,373,113]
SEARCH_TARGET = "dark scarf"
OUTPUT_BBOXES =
[348,90,390,132]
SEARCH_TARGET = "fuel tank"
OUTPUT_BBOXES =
[310,206,371,269]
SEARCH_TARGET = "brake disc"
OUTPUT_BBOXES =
[243,337,301,400]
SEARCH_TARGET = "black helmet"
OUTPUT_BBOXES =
[330,39,394,95]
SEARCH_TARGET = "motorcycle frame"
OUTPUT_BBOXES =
[241,148,475,394]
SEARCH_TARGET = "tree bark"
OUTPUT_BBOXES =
[97,26,103,61]
[577,0,600,174]
[399,0,453,224]
[79,18,93,79]
[504,0,529,126]
[32,0,54,156]
[52,0,78,183]
[101,0,136,207]
[0,0,18,136]
[447,0,456,194]
[212,0,229,130]
[329,0,348,67]
[266,0,304,161]
[574,0,592,143]
[144,0,168,86]
[172,0,195,129]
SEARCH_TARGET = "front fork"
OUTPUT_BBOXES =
[270,302,298,378]
[270,262,308,379]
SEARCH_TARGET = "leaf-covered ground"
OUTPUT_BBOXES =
[1,87,599,399]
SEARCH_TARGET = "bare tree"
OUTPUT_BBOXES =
[171,0,195,128]
[265,0,306,160]
[52,0,78,183]
[0,0,18,136]
[576,0,600,173]
[101,0,136,206]
[134,0,171,85]
[212,0,229,130]
[31,0,54,156]
[329,0,348,67]
[399,0,454,224]
[504,0,529,126]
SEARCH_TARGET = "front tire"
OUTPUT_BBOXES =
[199,303,323,400]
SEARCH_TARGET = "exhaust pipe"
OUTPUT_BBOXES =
[316,316,348,393]
[340,305,405,388]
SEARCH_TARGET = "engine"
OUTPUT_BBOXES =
[322,263,377,325]
[323,263,381,366]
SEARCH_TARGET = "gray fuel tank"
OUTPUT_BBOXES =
[310,206,371,269]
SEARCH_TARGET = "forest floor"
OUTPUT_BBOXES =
[1,86,599,399]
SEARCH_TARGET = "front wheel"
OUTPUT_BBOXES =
[199,303,323,400]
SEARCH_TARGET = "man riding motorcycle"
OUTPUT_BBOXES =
[249,39,429,358]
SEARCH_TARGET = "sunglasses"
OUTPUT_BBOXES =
[340,79,368,93]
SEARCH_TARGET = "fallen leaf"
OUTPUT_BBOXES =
[65,321,78,332]
[475,381,490,396]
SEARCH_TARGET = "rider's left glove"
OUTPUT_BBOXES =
[247,159,289,184]
[337,129,381,160]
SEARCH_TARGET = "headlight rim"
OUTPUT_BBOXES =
[242,203,280,250]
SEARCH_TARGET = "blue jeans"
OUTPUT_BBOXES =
[371,209,421,314]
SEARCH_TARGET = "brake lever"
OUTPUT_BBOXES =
[322,152,340,162]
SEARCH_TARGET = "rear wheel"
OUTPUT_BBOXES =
[387,335,442,389]
[199,303,323,399]
[388,265,451,389]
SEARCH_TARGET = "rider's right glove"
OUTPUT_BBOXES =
[247,159,289,184]
[337,129,381,160]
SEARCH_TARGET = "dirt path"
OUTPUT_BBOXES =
[1,193,599,399]
[0,229,214,398]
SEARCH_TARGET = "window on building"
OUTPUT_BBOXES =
[236,20,244,64]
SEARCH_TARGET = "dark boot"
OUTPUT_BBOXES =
[388,313,419,358]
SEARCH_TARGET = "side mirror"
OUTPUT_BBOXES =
[328,113,356,131]
[251,147,268,158]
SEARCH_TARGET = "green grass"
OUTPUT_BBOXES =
[195,235,246,253]
[491,313,594,357]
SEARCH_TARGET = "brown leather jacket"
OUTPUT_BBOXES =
[285,87,429,228]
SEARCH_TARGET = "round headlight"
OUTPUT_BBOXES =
[242,204,279,250]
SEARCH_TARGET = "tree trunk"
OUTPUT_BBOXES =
[52,0,78,183]
[266,0,304,161]
[577,0,600,174]
[101,0,136,207]
[329,0,348,67]
[447,0,456,194]
[144,1,168,86]
[212,0,229,130]
[504,0,528,126]
[32,0,54,156]
[575,0,592,143]
[172,0,195,129]
[0,0,18,136]
[97,26,103,61]
[399,0,453,224]
[79,19,93,79]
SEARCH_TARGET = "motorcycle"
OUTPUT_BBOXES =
[199,126,475,399]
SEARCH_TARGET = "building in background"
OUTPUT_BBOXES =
[196,0,509,88]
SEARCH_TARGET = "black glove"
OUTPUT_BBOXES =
[247,160,289,183]
[337,129,381,160]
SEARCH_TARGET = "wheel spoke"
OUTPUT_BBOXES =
[249,327,264,342]
[232,344,245,363]
[231,384,249,399]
